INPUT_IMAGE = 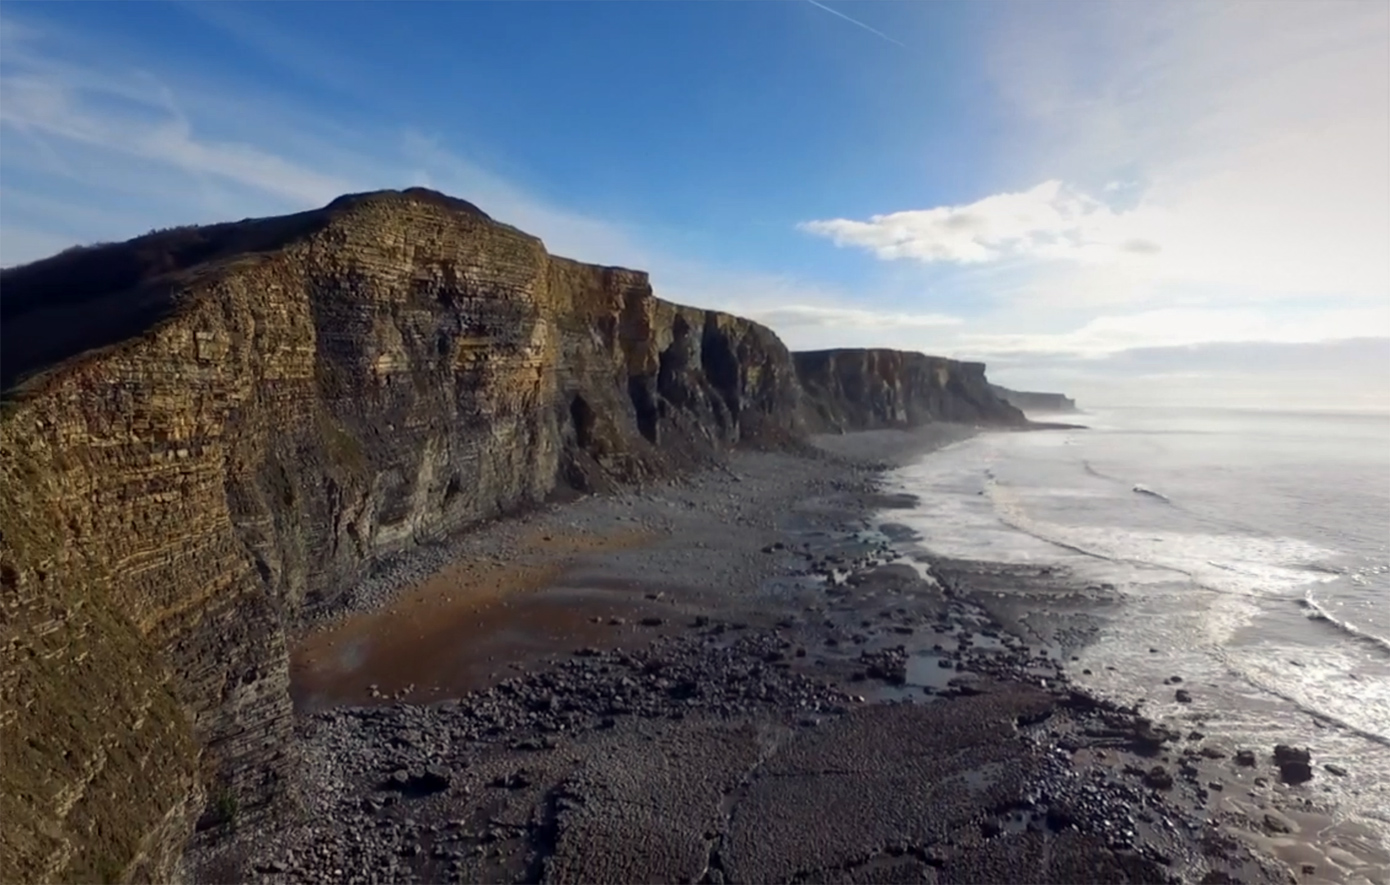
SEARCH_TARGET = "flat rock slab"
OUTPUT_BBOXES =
[532,687,1163,885]
[543,719,784,884]
[724,691,1051,884]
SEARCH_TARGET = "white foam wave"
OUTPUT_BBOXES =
[1303,592,1390,655]
[1214,643,1390,746]
[985,478,1338,602]
[1132,484,1171,503]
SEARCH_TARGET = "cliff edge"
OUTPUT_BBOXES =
[796,349,1024,432]
[0,189,1019,882]
[990,385,1078,414]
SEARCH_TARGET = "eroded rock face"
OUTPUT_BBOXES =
[0,189,1014,881]
[991,385,1078,414]
[794,348,1025,432]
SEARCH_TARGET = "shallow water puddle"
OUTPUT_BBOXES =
[290,528,661,712]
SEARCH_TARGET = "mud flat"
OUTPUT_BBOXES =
[188,426,1311,885]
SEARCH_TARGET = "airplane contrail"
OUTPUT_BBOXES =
[805,0,906,48]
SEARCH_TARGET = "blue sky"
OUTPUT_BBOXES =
[2,2,1387,409]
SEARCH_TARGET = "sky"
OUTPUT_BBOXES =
[1,1,1387,411]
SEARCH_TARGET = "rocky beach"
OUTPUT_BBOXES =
[185,426,1328,885]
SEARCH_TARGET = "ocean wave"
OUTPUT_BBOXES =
[1213,646,1390,746]
[1078,460,1273,539]
[1082,460,1122,483]
[985,480,1133,564]
[1132,484,1172,503]
[1081,459,1180,508]
[984,480,1261,596]
[1301,594,1390,655]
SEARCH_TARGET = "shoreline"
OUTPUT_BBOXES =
[190,424,1305,885]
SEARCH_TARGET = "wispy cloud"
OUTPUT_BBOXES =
[798,0,1389,355]
[976,2,1388,302]
[0,70,357,207]
[984,338,1390,412]
[742,304,961,330]
[0,14,642,266]
[799,180,1156,265]
[175,1,367,99]
[960,305,1390,358]
[0,12,880,324]
[804,0,904,48]
[399,132,655,268]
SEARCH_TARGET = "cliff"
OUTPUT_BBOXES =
[990,385,1078,414]
[795,349,1025,432]
[0,189,1016,882]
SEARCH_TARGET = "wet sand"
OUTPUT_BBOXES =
[291,527,661,709]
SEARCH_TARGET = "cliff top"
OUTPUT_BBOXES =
[795,347,956,359]
[0,188,636,394]
[795,348,988,372]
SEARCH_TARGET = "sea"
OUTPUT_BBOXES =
[884,406,1390,853]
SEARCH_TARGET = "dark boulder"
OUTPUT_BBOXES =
[380,765,451,797]
[1131,720,1179,756]
[1273,745,1313,784]
[1143,766,1174,790]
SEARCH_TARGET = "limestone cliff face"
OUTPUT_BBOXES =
[794,348,1025,432]
[990,385,1078,414]
[0,190,806,883]
[0,189,1018,882]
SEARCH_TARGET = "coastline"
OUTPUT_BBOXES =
[189,424,1297,885]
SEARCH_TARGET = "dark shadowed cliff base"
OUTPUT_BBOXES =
[187,426,1300,885]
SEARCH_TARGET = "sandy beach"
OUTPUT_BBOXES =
[187,426,1317,885]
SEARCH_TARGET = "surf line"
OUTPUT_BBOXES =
[1300,594,1390,655]
[982,475,1258,597]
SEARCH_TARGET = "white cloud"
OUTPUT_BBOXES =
[0,16,654,268]
[982,1,1388,303]
[799,179,1158,265]
[802,1,1389,328]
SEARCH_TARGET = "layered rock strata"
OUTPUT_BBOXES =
[0,189,1019,882]
[795,348,1025,432]
[990,385,1078,413]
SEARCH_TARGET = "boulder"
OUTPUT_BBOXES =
[1143,766,1174,790]
[1273,745,1313,785]
[380,765,451,797]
